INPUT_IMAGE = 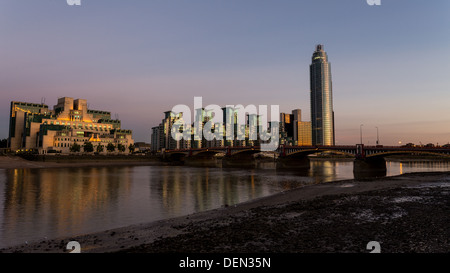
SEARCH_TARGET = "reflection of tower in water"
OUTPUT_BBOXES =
[309,160,339,183]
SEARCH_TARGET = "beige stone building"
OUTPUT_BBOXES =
[8,97,134,154]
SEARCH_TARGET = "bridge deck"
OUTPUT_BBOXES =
[165,145,450,159]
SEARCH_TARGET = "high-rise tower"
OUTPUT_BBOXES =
[310,44,335,146]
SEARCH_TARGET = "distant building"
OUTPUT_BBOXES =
[151,107,267,151]
[280,109,312,146]
[296,121,312,146]
[310,44,335,145]
[8,97,134,154]
[151,124,163,152]
[279,112,294,145]
[291,109,312,146]
[134,142,151,152]
[151,111,189,151]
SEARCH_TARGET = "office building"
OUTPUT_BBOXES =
[280,109,312,146]
[8,97,134,154]
[151,107,266,151]
[310,44,335,145]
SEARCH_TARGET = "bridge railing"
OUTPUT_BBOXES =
[166,145,450,153]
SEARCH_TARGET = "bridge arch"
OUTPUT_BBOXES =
[191,150,221,157]
[283,149,355,158]
[166,152,187,162]
[229,148,261,157]
[366,150,450,159]
[222,148,260,168]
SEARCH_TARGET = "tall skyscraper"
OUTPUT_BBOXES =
[310,44,335,146]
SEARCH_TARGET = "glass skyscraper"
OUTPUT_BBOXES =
[310,44,335,146]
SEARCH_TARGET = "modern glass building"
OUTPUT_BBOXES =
[310,44,335,146]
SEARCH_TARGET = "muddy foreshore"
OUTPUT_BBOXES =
[1,170,449,253]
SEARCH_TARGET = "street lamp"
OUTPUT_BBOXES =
[375,127,379,145]
[360,124,364,145]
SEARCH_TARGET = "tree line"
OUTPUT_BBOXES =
[0,139,136,153]
[70,142,135,153]
[0,139,7,148]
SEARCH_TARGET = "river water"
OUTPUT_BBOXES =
[1,159,450,248]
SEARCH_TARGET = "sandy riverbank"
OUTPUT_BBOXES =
[1,171,449,253]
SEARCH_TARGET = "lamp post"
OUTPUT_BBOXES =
[360,124,364,145]
[375,127,379,145]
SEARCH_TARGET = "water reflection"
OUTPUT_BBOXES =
[309,160,339,183]
[0,167,133,247]
[156,167,308,215]
[387,160,450,177]
[1,160,450,248]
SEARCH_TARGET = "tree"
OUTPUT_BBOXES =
[96,144,104,153]
[83,141,94,153]
[106,143,115,153]
[70,143,81,153]
[117,144,125,153]
[0,138,8,148]
[128,144,135,154]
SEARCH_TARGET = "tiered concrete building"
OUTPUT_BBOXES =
[8,97,134,154]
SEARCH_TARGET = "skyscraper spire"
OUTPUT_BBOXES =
[310,44,335,146]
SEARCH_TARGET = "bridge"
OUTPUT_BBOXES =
[279,144,450,159]
[164,144,450,176]
[164,146,263,167]
[166,144,450,159]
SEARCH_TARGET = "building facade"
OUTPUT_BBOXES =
[150,106,311,151]
[310,44,335,146]
[279,112,294,145]
[150,107,267,152]
[280,109,312,146]
[296,121,312,146]
[8,97,134,154]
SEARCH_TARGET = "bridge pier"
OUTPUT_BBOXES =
[222,154,257,168]
[162,153,186,165]
[353,157,387,180]
[185,153,220,167]
[276,156,310,170]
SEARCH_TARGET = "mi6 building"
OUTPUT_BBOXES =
[8,97,134,154]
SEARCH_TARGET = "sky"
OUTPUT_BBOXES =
[0,0,449,145]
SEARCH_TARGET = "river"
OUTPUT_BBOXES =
[1,159,450,248]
